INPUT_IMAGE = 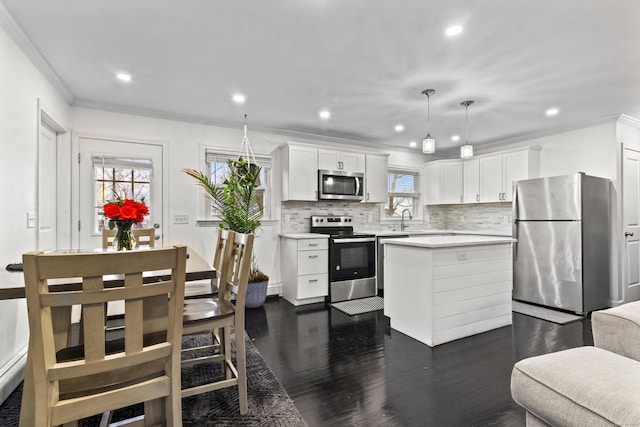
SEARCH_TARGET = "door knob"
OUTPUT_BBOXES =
[153,223,160,229]
[625,231,634,237]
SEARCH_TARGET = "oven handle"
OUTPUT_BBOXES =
[332,237,375,244]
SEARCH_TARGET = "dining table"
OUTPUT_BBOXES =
[1,245,216,427]
[0,246,216,301]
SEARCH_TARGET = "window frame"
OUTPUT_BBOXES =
[383,166,422,220]
[203,148,273,221]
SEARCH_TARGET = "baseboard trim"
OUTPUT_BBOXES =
[0,345,27,405]
[267,282,281,296]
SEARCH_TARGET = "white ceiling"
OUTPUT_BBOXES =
[2,0,640,154]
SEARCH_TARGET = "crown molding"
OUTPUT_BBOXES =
[72,98,420,154]
[0,1,74,103]
[618,114,640,129]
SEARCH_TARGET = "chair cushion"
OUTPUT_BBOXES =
[183,296,235,323]
[511,346,640,426]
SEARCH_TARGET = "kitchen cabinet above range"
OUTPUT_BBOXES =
[318,148,365,173]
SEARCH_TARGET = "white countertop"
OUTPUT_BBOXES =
[357,229,513,237]
[382,234,516,248]
[280,233,329,239]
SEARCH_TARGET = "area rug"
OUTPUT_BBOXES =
[331,296,384,316]
[0,333,308,427]
[512,300,584,325]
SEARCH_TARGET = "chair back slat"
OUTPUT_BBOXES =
[102,228,156,249]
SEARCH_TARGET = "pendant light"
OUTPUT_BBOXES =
[460,100,474,159]
[421,89,436,154]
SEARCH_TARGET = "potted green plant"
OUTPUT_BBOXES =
[246,257,270,308]
[184,156,270,307]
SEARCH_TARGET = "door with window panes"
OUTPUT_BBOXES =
[78,137,163,249]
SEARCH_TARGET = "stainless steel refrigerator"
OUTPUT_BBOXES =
[512,173,610,313]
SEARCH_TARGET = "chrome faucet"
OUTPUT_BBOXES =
[400,209,412,231]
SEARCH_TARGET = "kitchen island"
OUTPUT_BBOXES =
[383,235,516,347]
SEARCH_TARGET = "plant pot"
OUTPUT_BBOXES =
[246,280,268,308]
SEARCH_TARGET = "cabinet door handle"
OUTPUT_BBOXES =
[308,279,319,283]
[308,255,319,259]
[625,231,634,237]
[460,195,463,203]
[476,194,480,202]
[308,243,318,247]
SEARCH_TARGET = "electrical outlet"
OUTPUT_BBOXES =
[173,214,189,224]
[285,215,291,223]
[459,215,465,222]
[503,215,509,223]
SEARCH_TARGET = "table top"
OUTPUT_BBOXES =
[382,234,516,248]
[0,247,215,301]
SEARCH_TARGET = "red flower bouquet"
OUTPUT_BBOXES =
[103,199,149,225]
[103,198,149,250]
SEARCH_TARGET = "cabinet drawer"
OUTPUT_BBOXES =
[298,238,328,251]
[297,274,328,299]
[297,250,328,275]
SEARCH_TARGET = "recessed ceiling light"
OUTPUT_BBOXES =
[116,72,131,82]
[319,110,331,120]
[232,94,246,104]
[395,124,404,132]
[546,108,559,116]
[445,25,463,37]
[452,135,460,141]
[409,141,417,148]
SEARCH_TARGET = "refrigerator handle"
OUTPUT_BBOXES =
[512,183,518,260]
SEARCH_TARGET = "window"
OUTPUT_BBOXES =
[386,168,420,218]
[205,149,272,219]
[93,156,152,232]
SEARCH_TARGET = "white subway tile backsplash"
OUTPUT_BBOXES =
[280,201,512,234]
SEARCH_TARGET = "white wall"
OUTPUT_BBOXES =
[0,24,70,402]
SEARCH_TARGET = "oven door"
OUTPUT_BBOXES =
[330,237,375,283]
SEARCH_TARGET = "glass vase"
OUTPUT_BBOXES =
[115,221,136,251]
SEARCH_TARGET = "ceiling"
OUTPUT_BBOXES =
[2,0,640,154]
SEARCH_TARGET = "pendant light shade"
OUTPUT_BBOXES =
[421,89,436,154]
[460,100,474,159]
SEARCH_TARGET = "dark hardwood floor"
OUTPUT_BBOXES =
[245,297,593,427]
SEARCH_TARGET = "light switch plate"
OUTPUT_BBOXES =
[173,214,189,224]
[27,212,36,228]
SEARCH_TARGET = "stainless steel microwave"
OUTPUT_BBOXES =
[318,169,364,201]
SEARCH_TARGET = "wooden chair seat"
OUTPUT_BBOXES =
[183,297,235,323]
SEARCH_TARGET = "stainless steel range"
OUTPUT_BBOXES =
[310,215,376,302]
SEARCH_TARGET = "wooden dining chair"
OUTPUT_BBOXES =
[181,231,254,414]
[21,246,187,426]
[184,228,230,299]
[102,227,156,248]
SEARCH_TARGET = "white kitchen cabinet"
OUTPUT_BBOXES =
[463,158,480,203]
[424,159,463,205]
[281,236,329,306]
[479,149,539,202]
[363,154,388,203]
[279,143,318,201]
[318,148,365,173]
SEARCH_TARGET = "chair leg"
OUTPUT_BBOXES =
[223,327,233,380]
[236,329,248,415]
